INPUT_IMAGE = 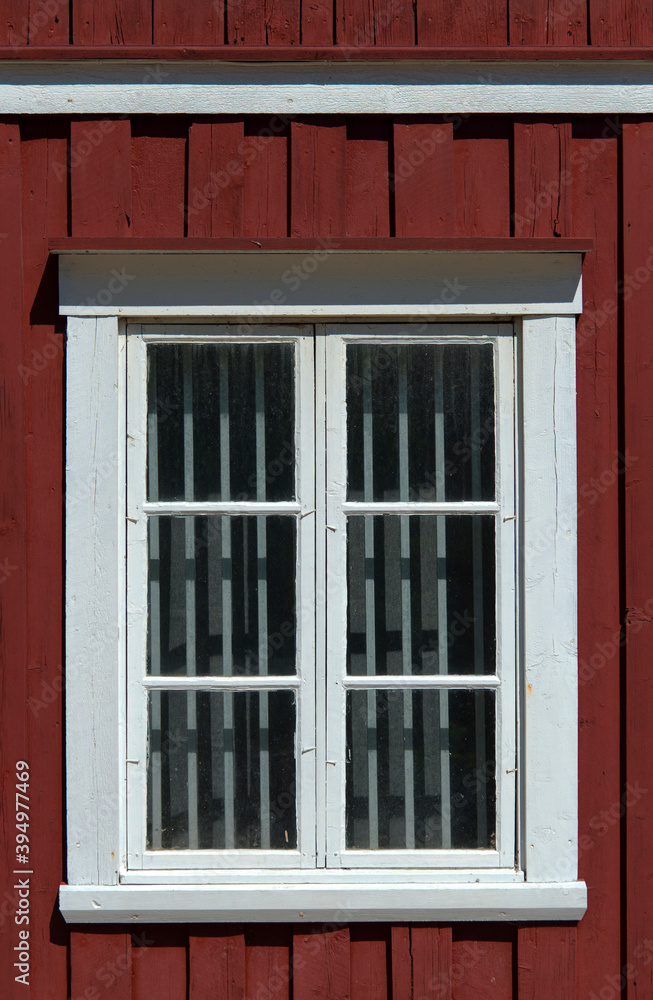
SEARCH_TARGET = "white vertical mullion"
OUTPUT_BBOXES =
[434,351,452,849]
[397,351,415,849]
[325,332,348,867]
[219,348,235,850]
[147,348,162,850]
[255,350,270,851]
[298,331,317,867]
[126,327,148,871]
[470,351,488,847]
[362,351,379,850]
[183,348,199,850]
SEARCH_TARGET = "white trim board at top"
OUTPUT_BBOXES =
[1,59,653,114]
[57,251,583,318]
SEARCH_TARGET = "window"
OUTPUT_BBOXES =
[59,246,587,922]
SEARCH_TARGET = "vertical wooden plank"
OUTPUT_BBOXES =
[73,0,152,43]
[411,926,453,1000]
[187,121,245,238]
[0,121,28,1000]
[131,120,187,238]
[153,0,223,43]
[246,926,290,1000]
[346,119,390,237]
[390,926,412,1000]
[513,121,572,238]
[622,121,653,1000]
[228,0,300,45]
[189,927,246,1000]
[70,119,132,237]
[290,119,347,237]
[302,0,334,44]
[243,118,288,238]
[589,0,653,45]
[132,927,188,1000]
[509,0,587,44]
[416,0,506,44]
[292,926,350,1000]
[0,0,69,44]
[572,121,622,1000]
[350,925,388,1000]
[338,0,415,45]
[70,931,132,1000]
[20,117,69,1000]
[392,121,454,238]
[451,926,513,1000]
[454,121,511,237]
[517,926,575,1000]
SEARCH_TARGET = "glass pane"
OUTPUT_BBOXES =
[346,689,495,850]
[148,343,295,502]
[347,515,495,675]
[346,343,495,502]
[149,515,296,676]
[147,690,297,851]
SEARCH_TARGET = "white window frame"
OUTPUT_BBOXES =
[59,248,587,923]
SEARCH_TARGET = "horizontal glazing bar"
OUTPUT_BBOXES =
[342,502,500,515]
[143,502,302,516]
[144,676,300,690]
[342,675,500,689]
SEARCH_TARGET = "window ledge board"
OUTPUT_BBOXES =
[59,881,588,923]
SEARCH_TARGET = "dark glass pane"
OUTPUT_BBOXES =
[149,515,296,676]
[346,343,495,502]
[147,690,297,851]
[148,343,295,502]
[347,515,495,675]
[346,689,495,850]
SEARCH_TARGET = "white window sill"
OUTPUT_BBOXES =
[59,880,587,923]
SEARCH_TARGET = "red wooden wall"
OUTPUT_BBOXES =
[0,111,650,1000]
[2,0,653,47]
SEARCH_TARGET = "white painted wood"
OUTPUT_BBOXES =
[520,316,578,883]
[144,501,301,515]
[66,316,123,886]
[59,880,588,923]
[340,675,500,689]
[119,866,525,885]
[9,59,653,115]
[56,252,583,319]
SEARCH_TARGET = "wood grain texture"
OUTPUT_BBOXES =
[1,0,69,44]
[292,926,350,1000]
[417,0,507,44]
[454,120,511,237]
[73,0,152,43]
[509,0,587,44]
[392,120,454,237]
[246,926,291,1000]
[70,119,132,236]
[338,0,415,45]
[451,926,514,999]
[187,121,246,237]
[130,120,187,237]
[0,120,28,1000]
[242,118,289,237]
[346,118,391,236]
[622,120,653,1000]
[390,926,412,1000]
[153,0,223,44]
[350,925,388,1000]
[20,117,69,1000]
[571,122,622,1000]
[301,0,334,44]
[589,0,653,45]
[189,927,246,1000]
[228,0,301,45]
[513,121,572,237]
[517,926,576,1000]
[131,926,188,1000]
[290,118,347,237]
[70,931,132,999]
